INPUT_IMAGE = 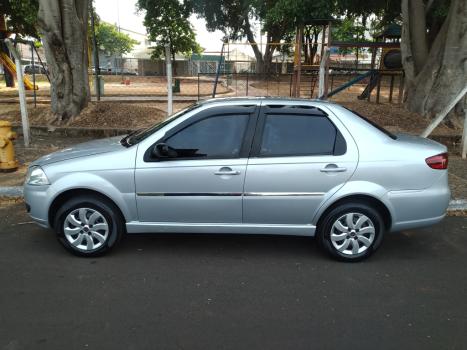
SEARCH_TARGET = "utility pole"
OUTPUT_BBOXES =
[165,44,173,116]
[5,39,29,146]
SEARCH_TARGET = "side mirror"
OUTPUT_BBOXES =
[152,143,177,158]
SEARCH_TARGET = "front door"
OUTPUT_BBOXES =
[135,105,258,223]
[243,104,358,225]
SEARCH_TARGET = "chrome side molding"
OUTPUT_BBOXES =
[137,192,325,197]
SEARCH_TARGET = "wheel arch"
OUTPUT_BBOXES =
[315,194,392,232]
[48,188,126,229]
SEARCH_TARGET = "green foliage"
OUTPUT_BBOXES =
[265,0,334,29]
[332,17,368,55]
[95,22,139,55]
[0,0,39,38]
[136,0,201,60]
[191,0,252,41]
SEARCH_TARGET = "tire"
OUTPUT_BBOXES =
[317,202,385,262]
[54,195,125,257]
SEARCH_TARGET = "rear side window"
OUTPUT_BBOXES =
[259,114,344,156]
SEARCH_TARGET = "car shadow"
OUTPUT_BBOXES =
[118,232,324,260]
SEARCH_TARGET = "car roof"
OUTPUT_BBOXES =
[198,96,337,107]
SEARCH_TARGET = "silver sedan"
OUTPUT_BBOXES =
[24,98,450,261]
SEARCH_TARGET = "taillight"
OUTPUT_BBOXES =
[425,153,448,170]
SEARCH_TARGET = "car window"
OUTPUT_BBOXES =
[165,114,249,159]
[259,114,338,156]
[124,103,201,146]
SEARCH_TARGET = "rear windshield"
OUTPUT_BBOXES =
[347,108,397,140]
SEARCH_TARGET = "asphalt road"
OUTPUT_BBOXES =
[1,203,466,350]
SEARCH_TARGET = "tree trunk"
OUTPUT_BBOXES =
[401,0,467,120]
[310,28,319,65]
[37,0,90,122]
[243,16,278,74]
[171,47,177,76]
[243,18,264,73]
[0,26,15,88]
[0,44,15,88]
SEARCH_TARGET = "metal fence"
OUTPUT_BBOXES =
[0,49,402,105]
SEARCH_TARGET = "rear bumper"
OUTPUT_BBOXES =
[384,172,450,232]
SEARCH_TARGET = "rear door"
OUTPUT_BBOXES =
[243,104,358,225]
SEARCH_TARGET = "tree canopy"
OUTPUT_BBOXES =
[95,22,139,56]
[136,0,201,61]
[0,0,39,38]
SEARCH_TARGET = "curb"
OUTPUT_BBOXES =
[448,199,467,211]
[1,186,466,211]
[13,125,134,138]
[0,186,23,198]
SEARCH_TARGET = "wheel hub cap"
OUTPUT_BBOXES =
[63,208,109,252]
[330,213,376,256]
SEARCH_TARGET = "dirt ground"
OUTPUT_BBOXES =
[0,79,465,195]
[1,128,466,200]
[0,95,460,138]
[0,102,190,128]
[0,76,230,98]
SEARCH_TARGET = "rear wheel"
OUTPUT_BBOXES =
[317,203,385,262]
[54,195,124,257]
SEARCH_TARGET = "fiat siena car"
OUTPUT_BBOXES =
[24,97,450,261]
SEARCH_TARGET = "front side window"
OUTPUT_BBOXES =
[165,114,249,159]
[259,114,339,156]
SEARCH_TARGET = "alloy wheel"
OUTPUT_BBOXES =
[63,208,109,252]
[330,212,376,256]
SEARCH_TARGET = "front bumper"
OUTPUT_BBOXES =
[23,184,50,228]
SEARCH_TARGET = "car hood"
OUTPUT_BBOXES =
[31,136,125,166]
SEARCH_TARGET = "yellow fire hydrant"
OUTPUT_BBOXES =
[0,120,19,171]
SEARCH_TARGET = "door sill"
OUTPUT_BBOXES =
[126,221,316,236]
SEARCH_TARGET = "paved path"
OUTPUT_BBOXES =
[1,202,466,350]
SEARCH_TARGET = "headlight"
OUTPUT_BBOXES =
[26,166,50,185]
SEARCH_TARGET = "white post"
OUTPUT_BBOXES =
[5,39,30,146]
[461,105,467,159]
[165,44,173,117]
[318,48,330,99]
[420,85,467,138]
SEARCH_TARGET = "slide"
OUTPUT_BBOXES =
[327,70,374,98]
[0,52,38,90]
[358,71,379,100]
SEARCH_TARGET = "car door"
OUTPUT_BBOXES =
[135,105,258,223]
[243,104,358,225]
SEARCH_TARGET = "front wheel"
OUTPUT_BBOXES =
[317,203,385,262]
[54,195,124,257]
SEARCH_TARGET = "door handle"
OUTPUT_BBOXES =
[215,167,241,175]
[320,165,347,173]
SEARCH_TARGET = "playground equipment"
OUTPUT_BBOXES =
[288,21,404,103]
[0,52,37,90]
[0,120,19,172]
[1,15,40,91]
[209,22,404,103]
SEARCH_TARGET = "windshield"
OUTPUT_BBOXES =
[122,103,201,146]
